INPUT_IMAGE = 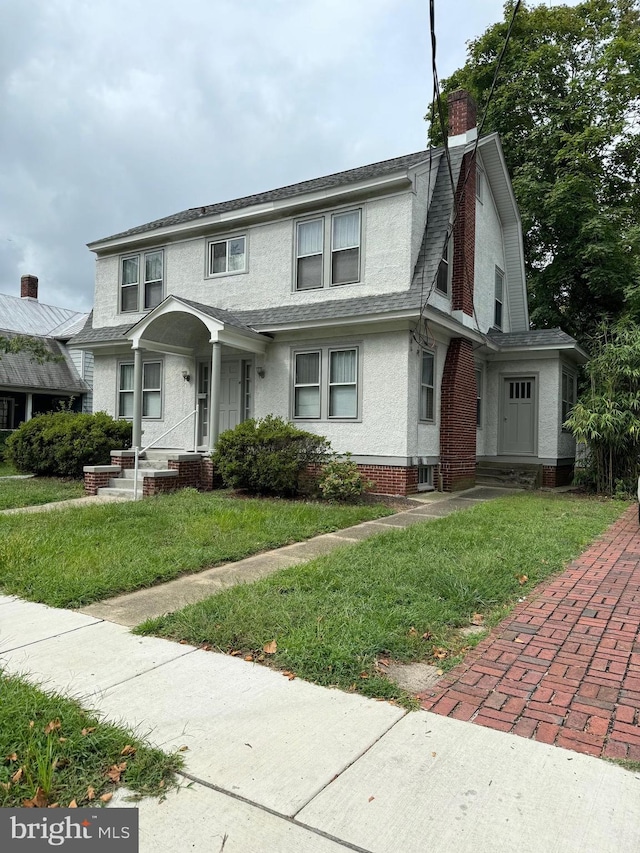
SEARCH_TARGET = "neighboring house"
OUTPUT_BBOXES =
[0,275,93,429]
[71,90,585,494]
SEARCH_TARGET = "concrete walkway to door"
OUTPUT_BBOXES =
[420,504,640,760]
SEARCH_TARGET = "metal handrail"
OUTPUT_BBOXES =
[133,406,199,501]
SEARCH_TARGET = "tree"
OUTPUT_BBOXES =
[565,322,640,494]
[0,334,55,363]
[429,0,640,345]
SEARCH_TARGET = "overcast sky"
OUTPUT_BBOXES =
[1,0,572,312]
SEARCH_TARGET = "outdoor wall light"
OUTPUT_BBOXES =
[256,366,266,378]
[182,370,191,382]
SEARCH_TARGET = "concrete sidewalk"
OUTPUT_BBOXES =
[1,594,639,852]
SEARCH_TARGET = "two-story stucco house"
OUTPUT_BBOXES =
[72,91,585,496]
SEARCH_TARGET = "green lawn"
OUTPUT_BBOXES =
[0,489,393,607]
[0,476,84,510]
[137,494,628,704]
[0,460,19,476]
[0,672,181,808]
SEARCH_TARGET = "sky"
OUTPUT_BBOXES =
[0,0,573,312]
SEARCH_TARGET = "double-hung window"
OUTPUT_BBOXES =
[295,210,361,290]
[561,369,576,427]
[118,360,163,419]
[120,250,164,313]
[293,346,359,419]
[436,232,451,295]
[494,267,504,329]
[208,236,246,276]
[420,350,435,421]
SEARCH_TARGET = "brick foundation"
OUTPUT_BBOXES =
[168,458,202,489]
[111,454,135,469]
[440,338,477,491]
[142,476,181,497]
[542,464,574,488]
[356,464,418,496]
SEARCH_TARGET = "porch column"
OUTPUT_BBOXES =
[132,347,144,448]
[208,341,222,451]
[25,393,33,422]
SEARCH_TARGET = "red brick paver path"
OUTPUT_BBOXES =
[419,505,640,759]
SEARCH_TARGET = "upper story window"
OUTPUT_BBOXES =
[295,210,361,291]
[420,350,435,422]
[120,250,163,313]
[436,232,452,295]
[208,236,246,276]
[476,168,484,203]
[292,346,360,420]
[494,267,504,329]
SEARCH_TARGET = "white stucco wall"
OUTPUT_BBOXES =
[484,353,565,460]
[474,165,507,334]
[408,330,449,460]
[92,192,415,328]
[254,328,411,458]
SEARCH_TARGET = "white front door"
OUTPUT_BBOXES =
[500,376,536,455]
[219,360,242,433]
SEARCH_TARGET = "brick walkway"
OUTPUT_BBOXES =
[419,505,640,759]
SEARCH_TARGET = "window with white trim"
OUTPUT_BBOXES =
[292,346,360,420]
[476,168,484,203]
[208,235,246,276]
[295,210,361,290]
[417,465,434,490]
[420,350,435,422]
[120,250,163,313]
[436,232,452,295]
[118,360,163,419]
[476,367,483,427]
[494,267,504,329]
[561,369,576,427]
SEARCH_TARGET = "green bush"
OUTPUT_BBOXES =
[212,415,331,496]
[0,429,13,460]
[6,411,132,478]
[318,454,373,502]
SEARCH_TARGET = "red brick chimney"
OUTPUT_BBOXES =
[21,274,39,299]
[448,89,477,137]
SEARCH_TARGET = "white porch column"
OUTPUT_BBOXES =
[208,341,222,451]
[25,393,33,422]
[132,347,144,448]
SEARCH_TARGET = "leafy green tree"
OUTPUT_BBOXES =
[566,322,640,494]
[0,334,55,363]
[429,0,640,344]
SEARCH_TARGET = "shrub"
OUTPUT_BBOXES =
[212,415,331,496]
[318,454,373,502]
[0,429,13,460]
[6,411,132,478]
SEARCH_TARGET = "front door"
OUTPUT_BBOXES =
[219,360,242,433]
[500,376,536,455]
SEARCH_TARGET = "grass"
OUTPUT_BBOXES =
[0,489,393,607]
[0,671,182,808]
[0,460,19,476]
[0,476,84,510]
[136,493,628,704]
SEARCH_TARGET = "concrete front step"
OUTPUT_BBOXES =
[96,487,136,499]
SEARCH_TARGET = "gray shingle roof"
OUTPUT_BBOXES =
[487,329,578,348]
[92,149,439,244]
[172,297,260,335]
[0,331,90,393]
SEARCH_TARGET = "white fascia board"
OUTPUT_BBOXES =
[87,173,415,253]
[490,344,589,363]
[214,329,268,354]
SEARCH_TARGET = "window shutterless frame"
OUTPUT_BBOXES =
[476,366,483,427]
[117,359,163,420]
[120,249,164,313]
[494,267,504,329]
[294,209,362,291]
[436,231,452,295]
[419,349,435,422]
[561,369,576,427]
[207,235,247,277]
[291,344,361,420]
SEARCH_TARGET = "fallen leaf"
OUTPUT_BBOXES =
[359,672,370,679]
[99,793,112,803]
[517,574,528,586]
[178,745,189,752]
[69,799,78,808]
[368,796,375,802]
[159,780,164,788]
[179,640,189,645]
[44,720,61,735]
[514,637,525,644]
[11,767,23,784]
[436,669,444,676]
[201,644,212,651]
[106,762,127,783]
[422,631,432,640]
[244,655,253,662]
[24,787,48,808]
[472,613,484,625]
[432,647,448,660]
[48,803,59,808]
[58,738,67,743]
[120,745,137,756]
[378,657,390,667]
[81,727,96,737]
[0,782,10,791]
[230,650,242,657]
[263,640,277,655]
[87,786,95,801]
[408,627,418,636]
[29,721,35,729]
[5,752,17,762]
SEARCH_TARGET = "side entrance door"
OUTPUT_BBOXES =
[500,376,536,455]
[219,360,242,433]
